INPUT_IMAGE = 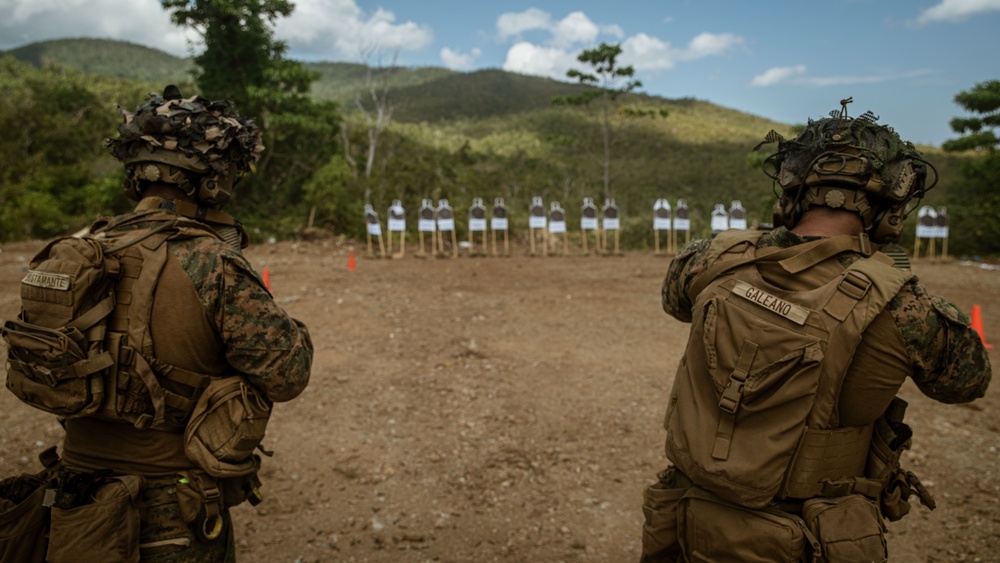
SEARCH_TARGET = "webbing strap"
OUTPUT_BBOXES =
[713,340,758,460]
[823,270,873,322]
[68,351,115,379]
[67,294,115,334]
[132,352,167,429]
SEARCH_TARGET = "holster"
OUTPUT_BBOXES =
[865,397,935,522]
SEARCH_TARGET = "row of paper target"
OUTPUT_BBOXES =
[364,197,752,236]
[915,206,950,239]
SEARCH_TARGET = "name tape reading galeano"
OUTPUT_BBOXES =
[22,270,72,291]
[732,281,808,325]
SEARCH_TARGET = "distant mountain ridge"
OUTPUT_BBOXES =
[3,38,646,122]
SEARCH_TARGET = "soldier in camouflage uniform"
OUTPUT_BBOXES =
[641,102,991,562]
[41,86,310,562]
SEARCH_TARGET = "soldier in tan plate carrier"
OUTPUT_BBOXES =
[1,86,312,562]
[641,100,992,562]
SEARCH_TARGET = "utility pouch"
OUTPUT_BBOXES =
[46,474,144,563]
[2,318,109,417]
[802,495,887,563]
[640,466,690,563]
[175,470,226,544]
[184,376,272,478]
[0,455,58,563]
[678,486,819,562]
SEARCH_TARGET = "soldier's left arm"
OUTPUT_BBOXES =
[662,238,714,323]
[220,253,313,402]
[889,284,991,403]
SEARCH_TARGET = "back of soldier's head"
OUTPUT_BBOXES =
[758,99,936,243]
[105,85,264,210]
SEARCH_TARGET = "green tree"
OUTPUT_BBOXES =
[553,42,664,200]
[162,0,341,234]
[942,80,1000,256]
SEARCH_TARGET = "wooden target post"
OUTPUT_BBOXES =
[710,203,729,234]
[548,201,568,256]
[653,198,672,255]
[729,200,747,230]
[673,199,691,253]
[580,197,599,255]
[491,198,510,256]
[364,204,386,258]
[528,196,547,256]
[387,199,406,258]
[602,198,621,255]
[467,198,487,256]
[417,199,436,258]
[436,199,458,259]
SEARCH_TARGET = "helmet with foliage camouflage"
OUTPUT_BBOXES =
[106,85,264,210]
[756,98,937,243]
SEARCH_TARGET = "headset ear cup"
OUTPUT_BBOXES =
[870,207,905,243]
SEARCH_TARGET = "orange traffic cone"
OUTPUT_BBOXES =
[262,268,272,292]
[970,304,993,350]
[347,252,356,272]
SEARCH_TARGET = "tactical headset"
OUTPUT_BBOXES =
[757,101,937,243]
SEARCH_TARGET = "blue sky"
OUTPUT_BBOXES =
[1,0,998,146]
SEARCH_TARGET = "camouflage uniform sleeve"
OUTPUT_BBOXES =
[887,283,991,403]
[662,238,714,323]
[219,252,313,402]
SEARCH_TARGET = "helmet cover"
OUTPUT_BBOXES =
[106,85,264,209]
[756,99,936,242]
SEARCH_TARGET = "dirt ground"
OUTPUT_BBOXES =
[1,234,997,562]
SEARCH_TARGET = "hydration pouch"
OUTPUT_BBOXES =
[802,495,887,563]
[46,474,144,563]
[678,487,819,563]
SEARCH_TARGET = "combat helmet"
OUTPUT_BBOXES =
[756,98,937,243]
[106,85,264,210]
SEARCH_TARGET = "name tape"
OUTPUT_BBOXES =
[732,281,808,325]
[22,270,72,291]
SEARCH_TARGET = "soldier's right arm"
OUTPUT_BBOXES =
[888,283,991,403]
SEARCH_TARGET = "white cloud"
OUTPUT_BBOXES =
[915,0,1000,25]
[551,12,601,48]
[441,47,481,71]
[502,42,578,80]
[276,0,433,60]
[621,32,745,71]
[496,8,552,41]
[0,0,191,55]
[750,65,808,87]
[750,66,934,88]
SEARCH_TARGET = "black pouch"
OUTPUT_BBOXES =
[46,474,145,563]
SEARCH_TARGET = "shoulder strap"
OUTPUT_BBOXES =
[688,233,874,300]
